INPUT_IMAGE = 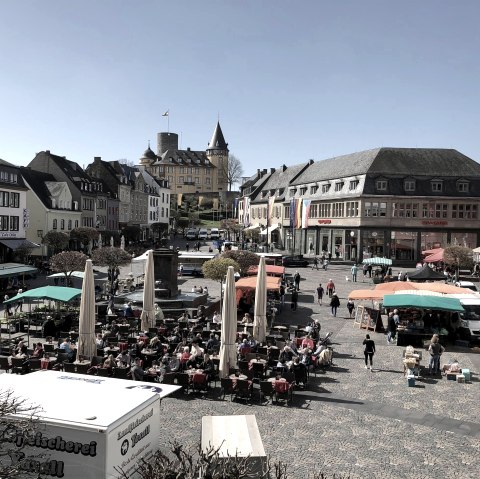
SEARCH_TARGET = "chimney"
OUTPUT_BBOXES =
[257,169,261,176]
[282,164,287,172]
[309,159,314,165]
[187,147,191,151]
[94,156,101,162]
[46,150,50,154]
[270,168,275,173]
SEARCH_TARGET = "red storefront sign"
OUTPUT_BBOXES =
[421,220,448,226]
[317,219,332,224]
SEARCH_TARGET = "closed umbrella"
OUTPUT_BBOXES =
[219,266,238,378]
[98,233,103,248]
[253,256,267,343]
[77,259,97,360]
[120,235,125,250]
[110,236,114,247]
[140,250,155,331]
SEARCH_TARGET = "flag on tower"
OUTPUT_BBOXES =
[162,110,169,117]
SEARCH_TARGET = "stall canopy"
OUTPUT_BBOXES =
[383,294,464,312]
[362,257,392,266]
[408,264,446,281]
[4,285,82,304]
[423,249,444,263]
[422,247,443,256]
[246,264,285,276]
[0,263,38,279]
[235,276,281,303]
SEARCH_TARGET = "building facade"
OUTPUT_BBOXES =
[240,148,480,265]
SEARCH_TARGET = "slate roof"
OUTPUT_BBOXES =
[154,149,215,168]
[207,122,228,151]
[20,168,60,208]
[45,152,94,184]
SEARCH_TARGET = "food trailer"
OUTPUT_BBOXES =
[0,371,180,478]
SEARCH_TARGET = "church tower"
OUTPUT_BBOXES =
[206,122,229,191]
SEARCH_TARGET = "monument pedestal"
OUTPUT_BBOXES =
[152,248,179,297]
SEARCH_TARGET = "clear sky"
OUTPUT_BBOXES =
[1,1,479,177]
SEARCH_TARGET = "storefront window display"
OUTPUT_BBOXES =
[333,229,344,259]
[450,232,477,249]
[420,232,448,251]
[362,231,385,258]
[307,232,316,255]
[391,231,417,261]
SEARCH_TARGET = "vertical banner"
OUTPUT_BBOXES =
[267,195,276,227]
[234,197,239,219]
[177,193,183,207]
[289,198,295,229]
[302,199,311,229]
[213,198,219,210]
[295,198,303,229]
[243,197,250,227]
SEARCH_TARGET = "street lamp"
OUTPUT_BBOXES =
[350,230,357,261]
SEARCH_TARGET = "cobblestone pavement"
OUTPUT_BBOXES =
[7,251,480,478]
[157,259,480,479]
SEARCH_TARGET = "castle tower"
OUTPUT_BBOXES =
[206,122,229,191]
[139,142,157,167]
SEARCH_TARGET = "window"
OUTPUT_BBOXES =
[9,192,19,208]
[195,177,200,184]
[376,180,388,191]
[0,191,9,207]
[310,204,318,218]
[68,219,72,230]
[322,184,330,193]
[310,185,318,194]
[52,219,57,229]
[75,220,79,228]
[435,203,448,219]
[284,205,290,219]
[60,219,65,230]
[300,187,307,195]
[335,182,344,192]
[349,180,359,190]
[404,180,415,192]
[457,182,469,193]
[3,215,12,230]
[167,166,173,173]
[431,181,443,192]
[0,215,8,230]
[179,176,184,183]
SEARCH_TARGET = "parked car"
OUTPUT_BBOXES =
[210,228,220,240]
[281,255,309,267]
[198,228,208,240]
[185,229,197,240]
[178,265,204,277]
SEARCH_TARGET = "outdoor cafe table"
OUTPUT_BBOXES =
[74,359,91,366]
[40,357,57,370]
[273,325,288,331]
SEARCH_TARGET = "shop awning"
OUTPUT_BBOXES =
[362,257,392,266]
[0,263,38,279]
[0,239,40,250]
[260,225,279,235]
[244,225,260,231]
[4,285,82,304]
[423,249,444,263]
[246,264,285,276]
[383,294,464,312]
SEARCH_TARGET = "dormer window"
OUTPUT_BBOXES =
[335,181,344,192]
[431,180,443,192]
[376,180,388,191]
[300,187,307,195]
[404,180,416,192]
[322,184,330,193]
[457,181,469,193]
[349,180,359,190]
[310,185,318,194]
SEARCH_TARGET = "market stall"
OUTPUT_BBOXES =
[383,294,464,347]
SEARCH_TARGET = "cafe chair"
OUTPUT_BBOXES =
[233,379,252,404]
[293,367,308,389]
[0,357,11,373]
[97,367,110,377]
[162,372,177,384]
[75,363,90,375]
[11,357,26,375]
[259,380,275,405]
[238,360,249,376]
[113,367,129,380]
[176,373,190,394]
[220,377,235,401]
[28,359,41,373]
[273,380,294,406]
[63,362,76,373]
[252,361,267,381]
[192,372,209,395]
[90,356,104,367]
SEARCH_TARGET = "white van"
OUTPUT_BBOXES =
[185,229,197,240]
[457,295,480,342]
[210,228,220,240]
[198,228,208,240]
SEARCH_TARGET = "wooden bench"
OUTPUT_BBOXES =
[201,415,266,474]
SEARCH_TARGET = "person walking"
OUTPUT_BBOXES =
[279,284,285,309]
[291,289,298,311]
[312,257,319,270]
[387,312,397,343]
[428,334,445,375]
[363,334,375,371]
[330,293,340,317]
[351,264,358,282]
[326,279,335,298]
[347,299,355,318]
[316,283,324,306]
[293,271,301,291]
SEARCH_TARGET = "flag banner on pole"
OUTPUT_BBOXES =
[268,195,276,227]
[302,199,311,229]
[177,193,183,207]
[295,199,303,229]
[243,197,250,227]
[162,110,169,117]
[234,197,239,218]
[289,198,295,229]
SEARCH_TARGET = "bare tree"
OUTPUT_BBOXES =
[0,389,41,478]
[225,154,244,191]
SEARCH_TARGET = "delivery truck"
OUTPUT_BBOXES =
[0,371,180,478]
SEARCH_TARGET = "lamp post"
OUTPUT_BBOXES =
[350,230,356,261]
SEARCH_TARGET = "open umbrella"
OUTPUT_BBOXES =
[4,286,82,304]
[362,257,392,266]
[77,259,97,360]
[219,266,238,378]
[140,250,155,331]
[253,256,267,343]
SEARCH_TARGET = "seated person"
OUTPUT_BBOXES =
[178,311,190,321]
[174,340,189,355]
[442,358,461,374]
[199,353,215,381]
[31,342,44,359]
[148,337,164,354]
[130,357,145,381]
[157,357,171,381]
[166,354,180,372]
[95,333,105,349]
[123,302,135,318]
[278,346,295,364]
[212,311,221,324]
[116,350,131,367]
[179,346,191,367]
[186,341,204,368]
[206,333,220,353]
[203,286,209,296]
[59,338,76,362]
[247,335,257,351]
[301,335,315,350]
[237,339,251,355]
[241,313,252,324]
